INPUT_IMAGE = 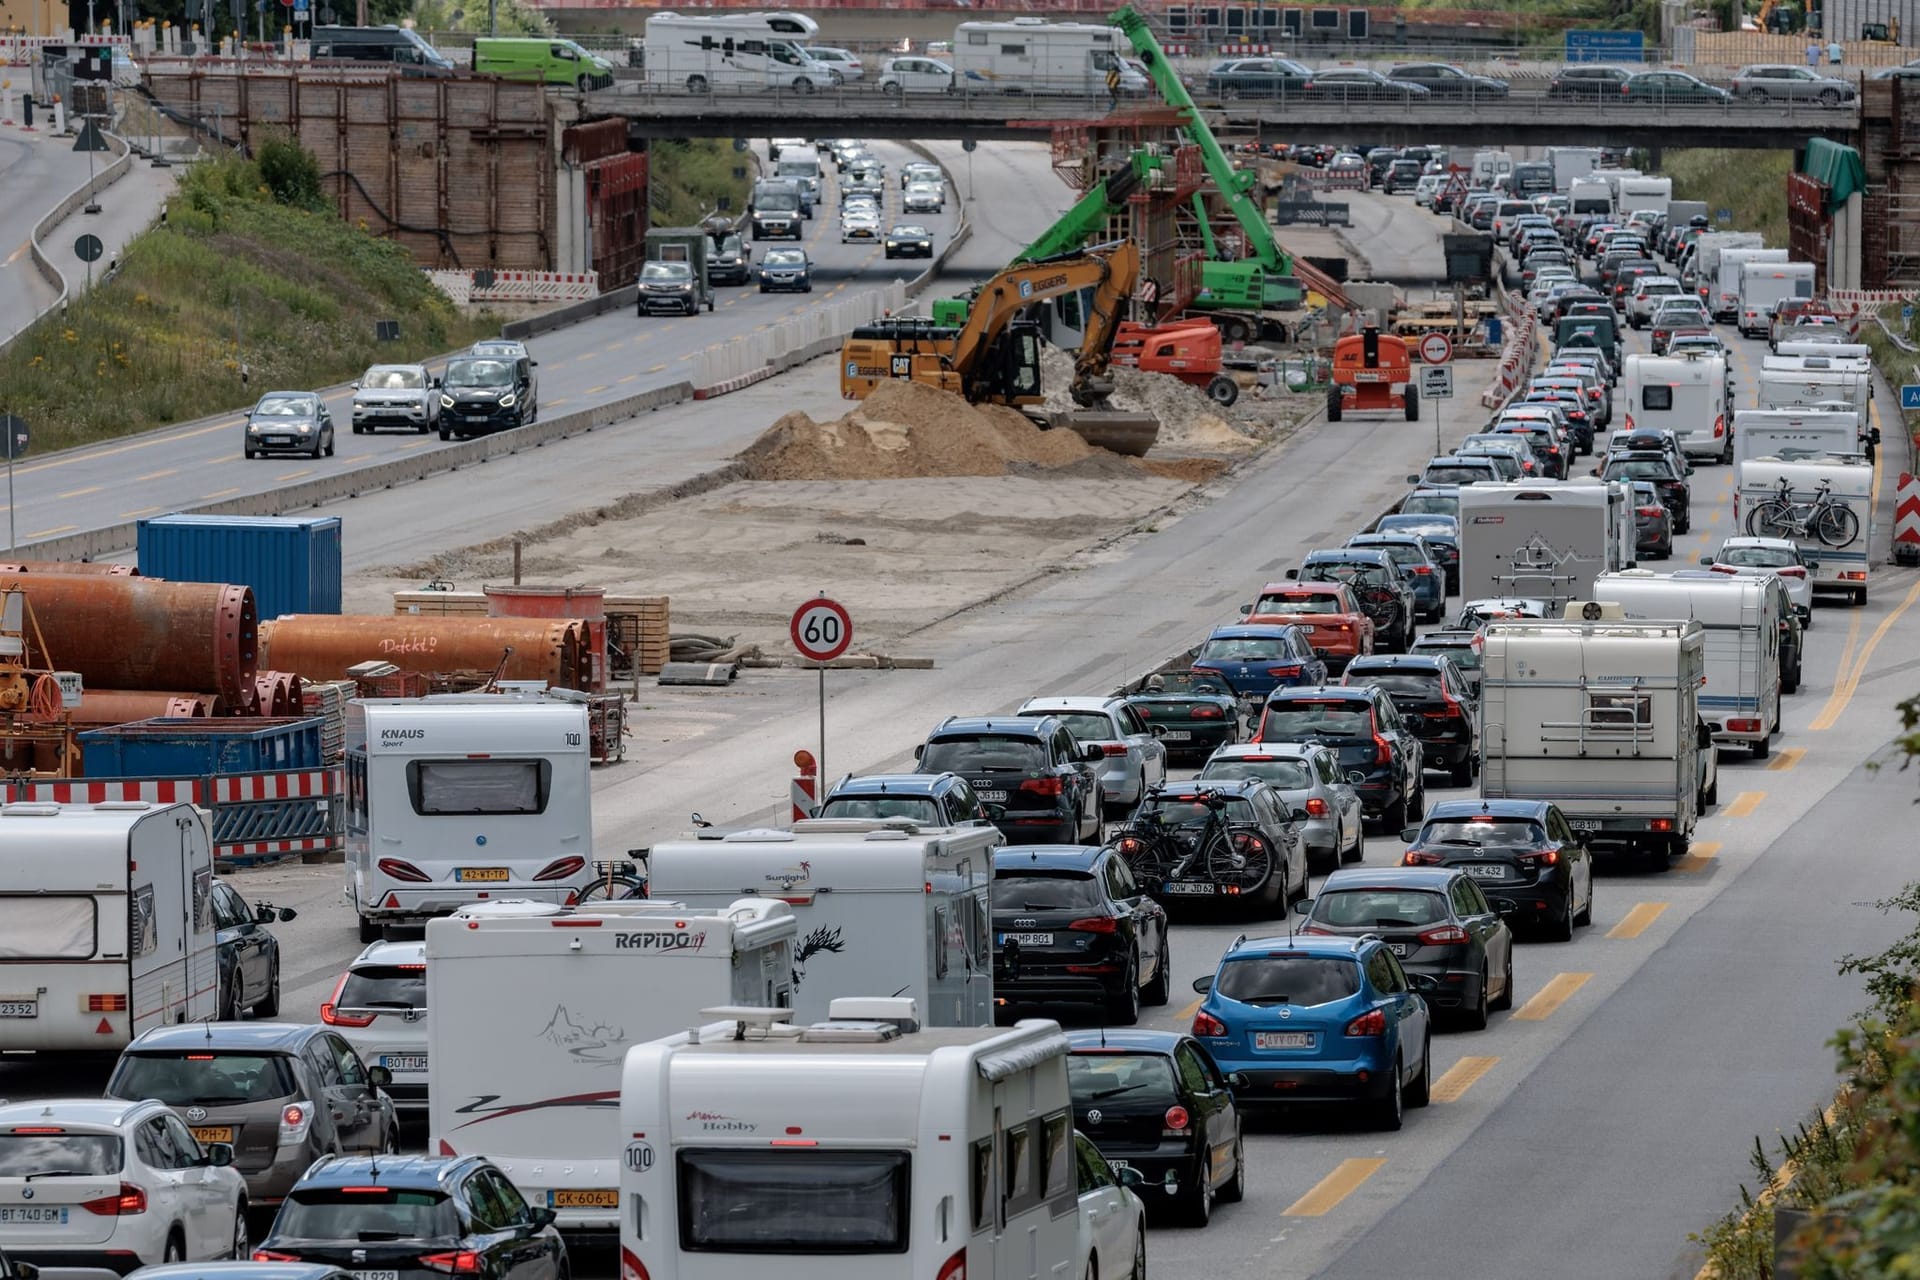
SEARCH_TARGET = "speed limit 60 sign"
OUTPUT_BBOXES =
[790,597,853,663]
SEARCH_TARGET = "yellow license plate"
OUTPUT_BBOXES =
[456,867,510,883]
[190,1126,234,1144]
[552,1189,618,1209]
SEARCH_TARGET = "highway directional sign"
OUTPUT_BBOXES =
[1902,385,1920,411]
[1419,366,1454,400]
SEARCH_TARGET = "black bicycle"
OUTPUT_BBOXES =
[576,849,650,902]
[1107,789,1275,898]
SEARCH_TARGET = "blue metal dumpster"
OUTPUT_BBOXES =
[77,717,326,778]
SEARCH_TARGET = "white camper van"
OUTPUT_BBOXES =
[646,818,999,1027]
[1733,408,1862,474]
[0,801,217,1051]
[619,1000,1079,1280]
[1758,354,1873,426]
[1623,351,1731,462]
[951,18,1144,96]
[1547,146,1600,193]
[1736,454,1874,605]
[1456,480,1628,609]
[1472,150,1515,188]
[1616,175,1672,217]
[426,898,796,1237]
[1479,609,1705,863]
[345,694,595,943]
[1736,260,1817,338]
[1593,570,1781,757]
[1712,246,1786,321]
[642,11,839,93]
[1566,176,1612,220]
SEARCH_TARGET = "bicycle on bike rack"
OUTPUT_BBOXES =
[576,848,650,902]
[1106,788,1278,909]
[1744,475,1860,547]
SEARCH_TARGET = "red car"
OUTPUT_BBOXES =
[1243,582,1375,673]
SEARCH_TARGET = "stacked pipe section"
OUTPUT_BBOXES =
[260,615,587,690]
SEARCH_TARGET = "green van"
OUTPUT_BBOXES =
[473,38,615,91]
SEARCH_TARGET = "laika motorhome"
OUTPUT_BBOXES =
[1456,480,1628,610]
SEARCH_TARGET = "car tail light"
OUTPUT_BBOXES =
[1374,735,1393,765]
[1650,818,1675,832]
[1192,1010,1227,1037]
[1709,564,1738,575]
[278,1103,314,1147]
[421,1253,485,1275]
[1410,565,1432,576]
[534,856,586,882]
[1099,744,1128,757]
[1841,571,1866,582]
[1638,506,1663,518]
[1623,412,1634,431]
[1547,445,1560,455]
[1020,777,1064,798]
[1191,706,1225,720]
[87,994,127,1012]
[320,973,375,1028]
[1114,836,1146,857]
[1713,413,1725,438]
[1267,665,1303,679]
[621,1250,653,1280]
[1517,848,1561,866]
[1345,1008,1387,1036]
[81,1183,146,1216]
[1728,718,1761,734]
[1163,1106,1191,1133]
[1068,917,1119,934]
[1418,924,1470,945]
[255,1252,302,1263]
[1778,566,1806,578]
[935,1249,966,1280]
[1305,797,1329,817]
[377,858,430,883]
[1402,849,1443,866]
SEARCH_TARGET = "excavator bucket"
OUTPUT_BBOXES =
[1041,409,1161,457]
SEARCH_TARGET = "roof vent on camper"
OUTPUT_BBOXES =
[1569,601,1627,622]
[697,1006,799,1043]
[792,817,924,836]
[823,997,922,1034]
[0,804,63,818]
[451,901,565,920]
[719,828,794,843]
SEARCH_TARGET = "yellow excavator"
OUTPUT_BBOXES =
[839,240,1161,453]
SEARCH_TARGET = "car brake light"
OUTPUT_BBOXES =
[1192,1010,1227,1037]
[1842,571,1867,582]
[1709,564,1738,575]
[1020,777,1064,798]
[320,972,375,1028]
[1778,566,1806,578]
[1727,718,1761,734]
[1305,797,1329,817]
[420,1252,485,1275]
[534,856,586,882]
[1418,924,1470,945]
[1638,506,1662,517]
[1068,917,1119,934]
[278,1103,314,1147]
[82,1183,146,1216]
[1267,665,1304,678]
[1547,445,1560,454]
[622,1249,654,1280]
[1517,848,1561,866]
[1164,1106,1190,1132]
[1650,818,1676,832]
[87,994,127,1012]
[1191,706,1224,720]
[1402,849,1443,866]
[1374,735,1393,765]
[1713,414,1725,438]
[377,858,430,883]
[254,1252,301,1263]
[1099,743,1128,757]
[1346,1008,1387,1036]
[1411,565,1432,576]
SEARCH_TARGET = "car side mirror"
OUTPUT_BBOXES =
[1405,474,1420,484]
[1589,468,1600,477]
[15,1263,40,1280]
[1115,1166,1145,1190]
[983,803,1007,821]
[913,744,925,760]
[432,375,443,388]
[1291,897,1314,915]
[1082,744,1105,763]
[1399,825,1421,843]
[367,1065,393,1088]
[528,1206,558,1230]
[278,907,298,922]
[350,380,360,389]
[1698,553,1712,564]
[1226,1071,1249,1088]
[203,1141,235,1167]
[1291,807,1308,822]
[1148,724,1165,737]
[1490,897,1520,918]
[252,902,278,924]
[1190,975,1214,994]
[1238,603,1252,616]
[1283,568,1299,580]
[1406,972,1441,995]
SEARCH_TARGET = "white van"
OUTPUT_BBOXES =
[427,898,796,1237]
[0,801,217,1051]
[1712,246,1786,321]
[1456,479,1628,609]
[345,694,595,943]
[620,999,1077,1280]
[951,18,1144,96]
[773,150,822,202]
[1566,177,1612,220]
[647,817,999,1027]
[1616,175,1672,216]
[642,11,838,93]
[1593,570,1781,758]
[1733,408,1862,474]
[1473,149,1515,188]
[1736,260,1817,338]
[1623,351,1731,462]
[1736,454,1874,605]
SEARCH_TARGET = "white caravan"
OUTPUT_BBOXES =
[1456,480,1628,610]
[1547,146,1600,193]
[647,817,999,1027]
[427,898,796,1236]
[1736,260,1817,337]
[951,18,1144,96]
[1756,355,1876,454]
[1616,175,1673,217]
[1711,246,1786,320]
[1735,454,1874,605]
[0,801,217,1052]
[1593,570,1781,758]
[1479,609,1704,862]
[1732,408,1863,476]
[345,694,595,943]
[620,999,1077,1280]
[1622,351,1731,461]
[643,11,838,93]
[1685,231,1761,295]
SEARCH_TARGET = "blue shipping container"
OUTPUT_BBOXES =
[137,515,343,620]
[78,717,326,778]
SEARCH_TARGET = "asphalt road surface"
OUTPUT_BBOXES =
[0,126,97,345]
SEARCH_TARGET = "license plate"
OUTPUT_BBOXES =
[1463,864,1507,880]
[1568,819,1602,831]
[999,933,1054,946]
[267,436,290,445]
[551,1189,618,1209]
[1105,1159,1132,1171]
[1163,881,1216,895]
[380,1054,429,1073]
[465,414,489,422]
[977,790,1008,802]
[1296,624,1316,633]
[1254,1031,1314,1049]
[0,1000,37,1017]
[456,867,510,883]
[190,1126,234,1144]
[1388,943,1409,957]
[1162,730,1192,741]
[0,1207,67,1223]
[354,1272,400,1280]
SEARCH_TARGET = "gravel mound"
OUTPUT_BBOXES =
[1037,344,1259,452]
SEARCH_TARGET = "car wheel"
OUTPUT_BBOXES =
[1141,933,1171,1007]
[382,1122,401,1156]
[324,430,335,457]
[1407,779,1425,823]
[220,967,244,1021]
[1379,789,1406,834]
[1371,1057,1405,1132]
[438,427,451,441]
[1106,953,1141,1026]
[244,448,257,459]
[1819,88,1842,106]
[164,1232,186,1265]
[1574,877,1593,927]
[1447,754,1473,788]
[1550,889,1575,941]
[1217,1128,1246,1203]
[351,421,366,434]
[1405,1034,1433,1107]
[358,914,383,944]
[255,956,280,1017]
[1704,771,1719,806]
[1129,1234,1147,1280]
[1182,1156,1214,1226]
[1462,966,1490,1030]
[1343,822,1364,863]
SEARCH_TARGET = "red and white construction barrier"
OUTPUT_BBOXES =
[425,268,600,305]
[1319,168,1368,191]
[4,778,197,804]
[1218,42,1270,54]
[791,749,818,823]
[1895,472,1920,566]
[1481,303,1538,409]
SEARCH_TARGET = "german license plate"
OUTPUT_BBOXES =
[353,1272,399,1280]
[1568,819,1602,831]
[0,1207,66,1223]
[1105,1159,1132,1171]
[190,1126,234,1144]
[977,790,1008,803]
[465,414,489,422]
[1388,942,1409,957]
[999,933,1053,946]
[267,436,290,445]
[456,867,510,883]
[0,1000,38,1017]
[1254,1031,1313,1049]
[1463,864,1507,880]
[1163,881,1216,895]
[1162,730,1191,741]
[551,1189,618,1209]
[380,1054,429,1073]
[1296,624,1316,633]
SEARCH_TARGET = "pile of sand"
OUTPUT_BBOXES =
[1037,344,1259,453]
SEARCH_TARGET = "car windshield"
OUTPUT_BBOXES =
[816,795,942,823]
[109,1051,299,1106]
[1414,641,1481,671]
[1252,592,1342,615]
[1379,517,1453,538]
[275,1188,459,1241]
[362,368,423,390]
[993,871,1101,911]
[758,192,799,211]
[1399,493,1458,518]
[920,735,1046,774]
[1198,637,1287,662]
[892,225,931,236]
[1719,546,1797,568]
[445,359,512,388]
[255,396,312,417]
[1261,703,1371,739]
[1609,459,1676,480]
[1214,954,1360,1006]
[1311,888,1451,928]
[641,262,691,281]
[1198,758,1314,789]
[1421,818,1547,847]
[0,1134,122,1176]
[1423,465,1491,485]
[1139,795,1256,827]
[764,250,806,266]
[1346,671,1442,696]
[338,963,426,1011]
[1068,1052,1178,1101]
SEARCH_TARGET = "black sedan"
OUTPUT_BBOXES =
[1067,1029,1244,1227]
[1399,798,1595,942]
[242,391,334,460]
[883,223,936,259]
[1621,69,1731,104]
[1203,55,1312,100]
[756,247,812,293]
[1384,62,1509,97]
[211,878,295,1020]
[1341,654,1477,788]
[991,845,1170,1026]
[1303,68,1430,102]
[1302,866,1515,1029]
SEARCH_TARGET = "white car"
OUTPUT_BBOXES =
[805,45,863,81]
[1015,695,1168,814]
[1412,174,1444,206]
[902,181,945,214]
[0,1098,250,1270]
[1627,275,1685,328]
[1199,740,1365,872]
[878,55,955,95]
[769,137,809,159]
[839,208,880,243]
[320,939,428,1114]
[900,161,942,190]
[1075,1132,1146,1280]
[1702,536,1815,624]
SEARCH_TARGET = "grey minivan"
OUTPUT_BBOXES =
[310,25,454,76]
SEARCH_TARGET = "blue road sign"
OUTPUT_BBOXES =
[1565,30,1645,63]
[1901,384,1920,411]
[1905,304,1915,324]
[1716,208,1733,223]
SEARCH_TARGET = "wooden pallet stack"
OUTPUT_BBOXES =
[604,594,670,678]
[392,590,491,617]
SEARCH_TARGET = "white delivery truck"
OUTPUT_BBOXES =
[1479,609,1705,865]
[1616,175,1673,217]
[1547,146,1601,193]
[1711,245,1786,321]
[0,801,217,1052]
[647,817,999,1027]
[642,11,838,94]
[951,18,1144,95]
[1736,454,1874,605]
[427,898,796,1238]
[1472,150,1515,188]
[620,999,1078,1280]
[1757,355,1877,455]
[1566,176,1613,222]
[1736,260,1817,338]
[345,693,595,943]
[1593,570,1781,758]
[1457,480,1628,610]
[1623,350,1732,462]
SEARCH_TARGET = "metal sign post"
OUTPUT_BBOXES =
[0,415,29,552]
[789,596,853,786]
[1419,364,1454,455]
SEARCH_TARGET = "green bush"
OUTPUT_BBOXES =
[256,133,327,211]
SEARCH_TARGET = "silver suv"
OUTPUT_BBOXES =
[351,363,438,434]
[1627,275,1685,328]
[1730,64,1856,105]
[1014,696,1169,816]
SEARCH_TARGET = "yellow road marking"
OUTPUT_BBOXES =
[584,384,607,395]
[1608,902,1669,940]
[135,467,179,482]
[646,364,667,374]
[1284,1158,1386,1217]
[4,241,27,266]
[1513,972,1591,1022]
[617,374,638,384]
[1724,790,1766,818]
[548,399,568,408]
[1811,576,1920,730]
[1176,995,1202,1024]
[119,506,162,518]
[1766,747,1804,772]
[577,350,597,361]
[25,525,76,538]
[201,487,240,499]
[1431,1056,1498,1103]
[55,485,102,498]
[1705,505,1724,524]
[1812,605,1866,728]
[275,469,311,482]
[1674,839,1721,874]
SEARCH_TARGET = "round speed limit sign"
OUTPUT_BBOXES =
[790,597,853,663]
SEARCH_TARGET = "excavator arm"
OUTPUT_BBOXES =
[949,240,1142,396]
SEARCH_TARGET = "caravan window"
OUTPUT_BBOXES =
[1588,692,1652,727]
[677,1149,910,1253]
[0,895,98,960]
[1641,386,1674,412]
[406,759,550,816]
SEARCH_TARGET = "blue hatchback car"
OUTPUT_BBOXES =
[1189,625,1328,702]
[1189,932,1434,1130]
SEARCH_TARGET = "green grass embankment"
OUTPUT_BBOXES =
[647,139,757,228]
[1661,148,1794,247]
